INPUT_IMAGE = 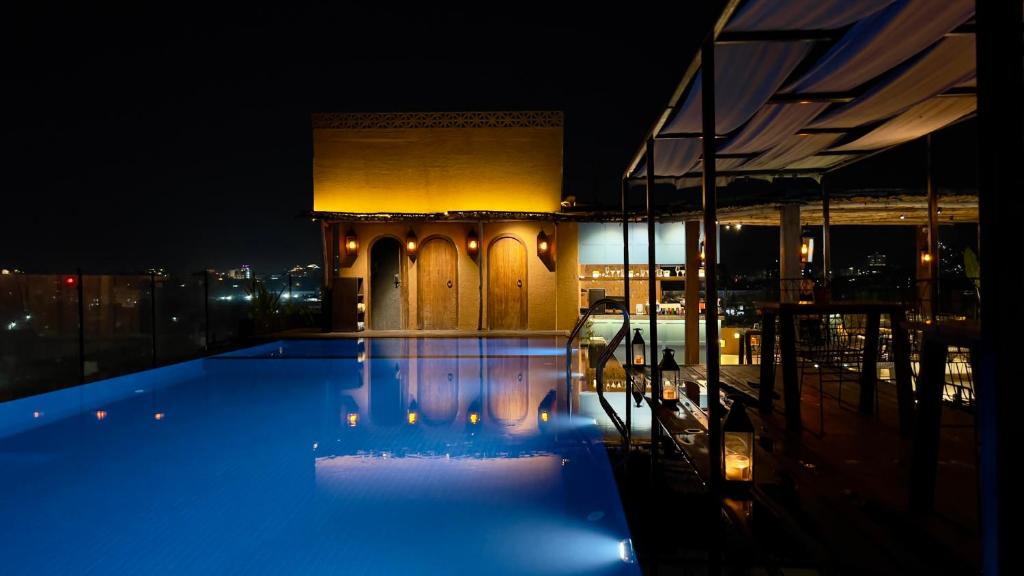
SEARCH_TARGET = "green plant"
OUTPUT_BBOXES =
[963,247,981,301]
[246,282,284,334]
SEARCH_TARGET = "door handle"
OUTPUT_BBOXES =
[516,279,522,288]
[394,274,401,288]
[447,279,453,288]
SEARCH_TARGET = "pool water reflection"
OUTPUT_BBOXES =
[0,337,637,576]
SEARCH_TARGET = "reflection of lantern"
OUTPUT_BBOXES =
[407,399,419,425]
[346,412,359,427]
[657,348,680,406]
[723,399,755,488]
[631,329,646,367]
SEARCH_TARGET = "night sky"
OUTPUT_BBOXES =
[4,4,976,275]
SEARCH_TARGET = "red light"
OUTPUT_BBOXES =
[64,276,77,286]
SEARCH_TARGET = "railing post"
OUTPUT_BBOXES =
[203,270,210,350]
[77,268,85,383]
[150,271,157,367]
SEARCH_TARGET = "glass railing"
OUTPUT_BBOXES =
[0,270,323,402]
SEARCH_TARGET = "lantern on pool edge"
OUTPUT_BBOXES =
[657,348,680,406]
[723,398,755,488]
[631,329,646,368]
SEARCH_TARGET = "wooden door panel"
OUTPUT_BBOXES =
[417,238,458,329]
[487,237,527,330]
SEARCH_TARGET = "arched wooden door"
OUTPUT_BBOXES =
[417,238,458,330]
[488,237,528,330]
[370,237,403,330]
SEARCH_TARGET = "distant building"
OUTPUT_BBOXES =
[867,253,887,268]
[226,266,252,280]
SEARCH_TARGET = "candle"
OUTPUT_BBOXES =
[633,354,645,365]
[725,454,751,481]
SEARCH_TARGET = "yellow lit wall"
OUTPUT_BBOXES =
[335,222,579,331]
[313,113,563,214]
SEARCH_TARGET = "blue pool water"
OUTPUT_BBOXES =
[0,338,638,575]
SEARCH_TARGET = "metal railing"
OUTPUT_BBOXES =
[565,298,632,448]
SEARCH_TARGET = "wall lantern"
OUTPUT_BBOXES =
[344,230,359,256]
[723,398,755,490]
[536,229,556,271]
[537,389,556,429]
[658,348,680,407]
[800,236,815,264]
[405,230,419,261]
[920,250,933,265]
[631,328,646,368]
[466,229,480,260]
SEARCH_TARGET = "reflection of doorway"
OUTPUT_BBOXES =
[370,237,403,330]
[417,339,459,425]
[487,237,527,330]
[417,237,458,329]
[487,341,529,425]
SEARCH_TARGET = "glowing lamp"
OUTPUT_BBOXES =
[64,276,77,287]
[920,250,932,264]
[343,230,359,256]
[800,236,814,264]
[468,411,480,425]
[466,229,480,260]
[723,398,755,489]
[95,410,107,421]
[153,412,165,421]
[346,412,359,428]
[657,348,680,407]
[631,328,646,368]
[536,229,555,270]
[405,230,418,261]
[540,410,550,422]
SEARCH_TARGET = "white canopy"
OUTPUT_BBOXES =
[629,0,977,181]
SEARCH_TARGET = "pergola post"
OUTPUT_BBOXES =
[645,137,661,472]
[779,204,801,303]
[621,178,632,447]
[976,1,1022,574]
[821,177,831,289]
[701,36,722,496]
[684,220,701,364]
[926,134,940,321]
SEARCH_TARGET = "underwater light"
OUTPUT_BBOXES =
[618,539,636,563]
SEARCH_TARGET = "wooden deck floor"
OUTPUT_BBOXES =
[665,363,981,574]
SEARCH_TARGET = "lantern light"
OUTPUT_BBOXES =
[657,348,680,407]
[631,328,646,368]
[405,230,418,261]
[800,236,815,263]
[346,412,359,427]
[344,229,359,256]
[64,276,77,287]
[466,229,480,260]
[723,398,755,490]
[920,250,933,264]
[536,229,556,270]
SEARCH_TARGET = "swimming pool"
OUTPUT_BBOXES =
[0,337,638,575]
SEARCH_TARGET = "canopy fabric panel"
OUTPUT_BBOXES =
[810,35,975,129]
[831,95,976,152]
[689,157,751,174]
[741,133,842,170]
[783,0,975,93]
[726,0,894,32]
[785,154,858,170]
[719,102,829,154]
[660,41,813,136]
[631,138,702,178]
